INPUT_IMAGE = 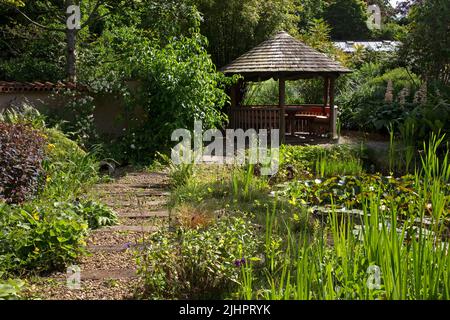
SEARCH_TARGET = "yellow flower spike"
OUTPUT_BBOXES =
[47,143,56,151]
[33,212,40,221]
[46,176,52,183]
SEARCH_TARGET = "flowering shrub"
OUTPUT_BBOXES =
[0,123,46,204]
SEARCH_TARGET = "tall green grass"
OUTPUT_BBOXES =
[315,151,363,177]
[399,118,416,173]
[238,133,450,300]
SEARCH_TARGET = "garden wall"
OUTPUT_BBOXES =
[0,91,137,136]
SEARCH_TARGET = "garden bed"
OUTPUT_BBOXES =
[133,138,450,300]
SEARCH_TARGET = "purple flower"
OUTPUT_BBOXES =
[123,242,132,249]
[234,257,246,267]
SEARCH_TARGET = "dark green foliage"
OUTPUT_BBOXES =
[337,61,450,142]
[81,25,232,163]
[297,0,327,30]
[193,0,300,67]
[323,0,371,40]
[140,0,201,43]
[0,2,66,82]
[402,97,450,142]
[337,63,419,130]
[400,0,450,84]
[0,123,46,204]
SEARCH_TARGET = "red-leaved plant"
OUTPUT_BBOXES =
[0,123,46,203]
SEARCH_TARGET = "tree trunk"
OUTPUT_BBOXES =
[66,0,77,83]
[66,28,77,83]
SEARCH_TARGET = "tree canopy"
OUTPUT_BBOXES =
[323,0,371,40]
[400,0,450,84]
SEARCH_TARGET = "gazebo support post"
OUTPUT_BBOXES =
[329,77,337,139]
[279,78,286,144]
[323,76,330,116]
[229,84,237,129]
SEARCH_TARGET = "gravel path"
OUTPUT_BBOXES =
[23,168,170,300]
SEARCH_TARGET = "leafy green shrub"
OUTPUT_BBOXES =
[405,97,450,141]
[0,108,112,276]
[56,200,117,230]
[0,278,24,300]
[0,202,88,273]
[0,123,46,204]
[0,106,99,201]
[81,26,232,163]
[136,215,260,299]
[337,63,420,130]
[44,128,86,162]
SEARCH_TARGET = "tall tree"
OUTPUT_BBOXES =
[297,0,327,31]
[193,0,299,68]
[323,0,371,40]
[0,0,130,82]
[400,0,450,84]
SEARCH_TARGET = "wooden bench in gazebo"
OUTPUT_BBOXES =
[221,31,351,143]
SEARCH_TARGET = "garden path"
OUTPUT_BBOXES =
[25,168,170,299]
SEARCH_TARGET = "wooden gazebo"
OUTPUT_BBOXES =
[222,31,351,142]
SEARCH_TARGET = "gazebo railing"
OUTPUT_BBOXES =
[228,104,333,135]
[229,106,281,132]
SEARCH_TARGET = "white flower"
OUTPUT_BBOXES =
[130,144,136,150]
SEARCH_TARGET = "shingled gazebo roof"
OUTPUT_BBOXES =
[222,31,351,80]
